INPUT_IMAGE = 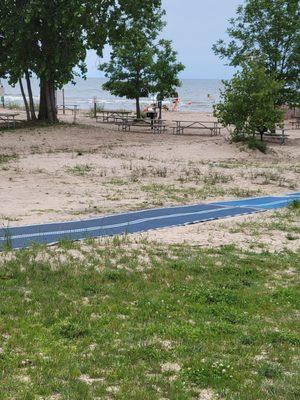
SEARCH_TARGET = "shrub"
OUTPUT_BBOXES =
[214,58,284,146]
[247,138,267,153]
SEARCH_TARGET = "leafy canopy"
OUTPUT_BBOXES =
[153,40,185,101]
[213,0,300,106]
[0,0,165,121]
[214,58,284,139]
[100,9,184,117]
[101,26,156,101]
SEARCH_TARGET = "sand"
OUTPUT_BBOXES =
[130,210,300,253]
[0,108,299,250]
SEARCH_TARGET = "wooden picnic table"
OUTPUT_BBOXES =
[57,104,78,114]
[0,112,20,128]
[290,117,300,129]
[173,120,221,136]
[117,117,167,134]
[96,110,133,123]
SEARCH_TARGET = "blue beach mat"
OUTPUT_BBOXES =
[1,192,299,251]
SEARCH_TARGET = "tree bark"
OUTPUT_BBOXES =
[136,97,141,119]
[25,70,36,120]
[38,79,47,120]
[19,78,30,121]
[158,101,162,119]
[38,78,58,122]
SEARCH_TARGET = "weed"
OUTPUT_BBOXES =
[130,166,168,182]
[0,154,18,164]
[203,171,233,185]
[67,164,94,176]
[248,139,267,153]
[258,362,283,379]
[289,200,300,210]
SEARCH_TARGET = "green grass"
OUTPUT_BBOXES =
[289,200,300,210]
[141,183,259,203]
[0,154,18,165]
[229,207,300,236]
[67,164,94,176]
[0,240,299,399]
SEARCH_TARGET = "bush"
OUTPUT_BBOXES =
[231,134,267,154]
[247,138,267,153]
[214,58,284,145]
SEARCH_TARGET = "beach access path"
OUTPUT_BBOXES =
[1,192,299,251]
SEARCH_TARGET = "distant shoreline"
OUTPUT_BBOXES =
[1,78,223,113]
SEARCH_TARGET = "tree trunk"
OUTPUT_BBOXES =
[158,101,162,119]
[38,79,47,120]
[25,70,36,120]
[136,97,141,119]
[38,78,58,122]
[19,78,30,121]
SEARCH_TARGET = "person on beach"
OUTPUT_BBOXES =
[172,97,180,112]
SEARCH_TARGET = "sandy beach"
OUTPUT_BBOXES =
[1,108,299,250]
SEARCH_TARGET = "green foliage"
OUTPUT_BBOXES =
[100,9,184,118]
[0,154,18,164]
[247,138,267,153]
[67,164,94,176]
[100,27,155,118]
[214,59,284,144]
[213,0,300,106]
[153,39,185,101]
[0,1,165,121]
[289,200,300,210]
[56,317,89,340]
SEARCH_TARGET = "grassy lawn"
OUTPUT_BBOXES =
[0,236,299,400]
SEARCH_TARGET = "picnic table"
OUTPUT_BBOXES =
[57,104,78,114]
[117,117,167,134]
[290,117,300,129]
[173,120,221,136]
[0,112,19,128]
[96,110,132,123]
[258,130,289,145]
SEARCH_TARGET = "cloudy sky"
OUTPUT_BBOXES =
[86,0,243,79]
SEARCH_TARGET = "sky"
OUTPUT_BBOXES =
[86,0,243,79]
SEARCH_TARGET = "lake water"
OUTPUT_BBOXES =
[1,78,223,112]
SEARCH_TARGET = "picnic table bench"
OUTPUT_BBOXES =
[117,117,167,134]
[259,130,289,145]
[173,120,221,136]
[290,117,300,130]
[96,110,132,123]
[0,112,20,128]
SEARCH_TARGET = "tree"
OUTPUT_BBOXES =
[100,13,184,118]
[0,1,165,123]
[100,26,156,119]
[0,1,97,122]
[0,1,164,123]
[152,40,185,118]
[0,0,37,120]
[213,0,300,106]
[214,59,284,143]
